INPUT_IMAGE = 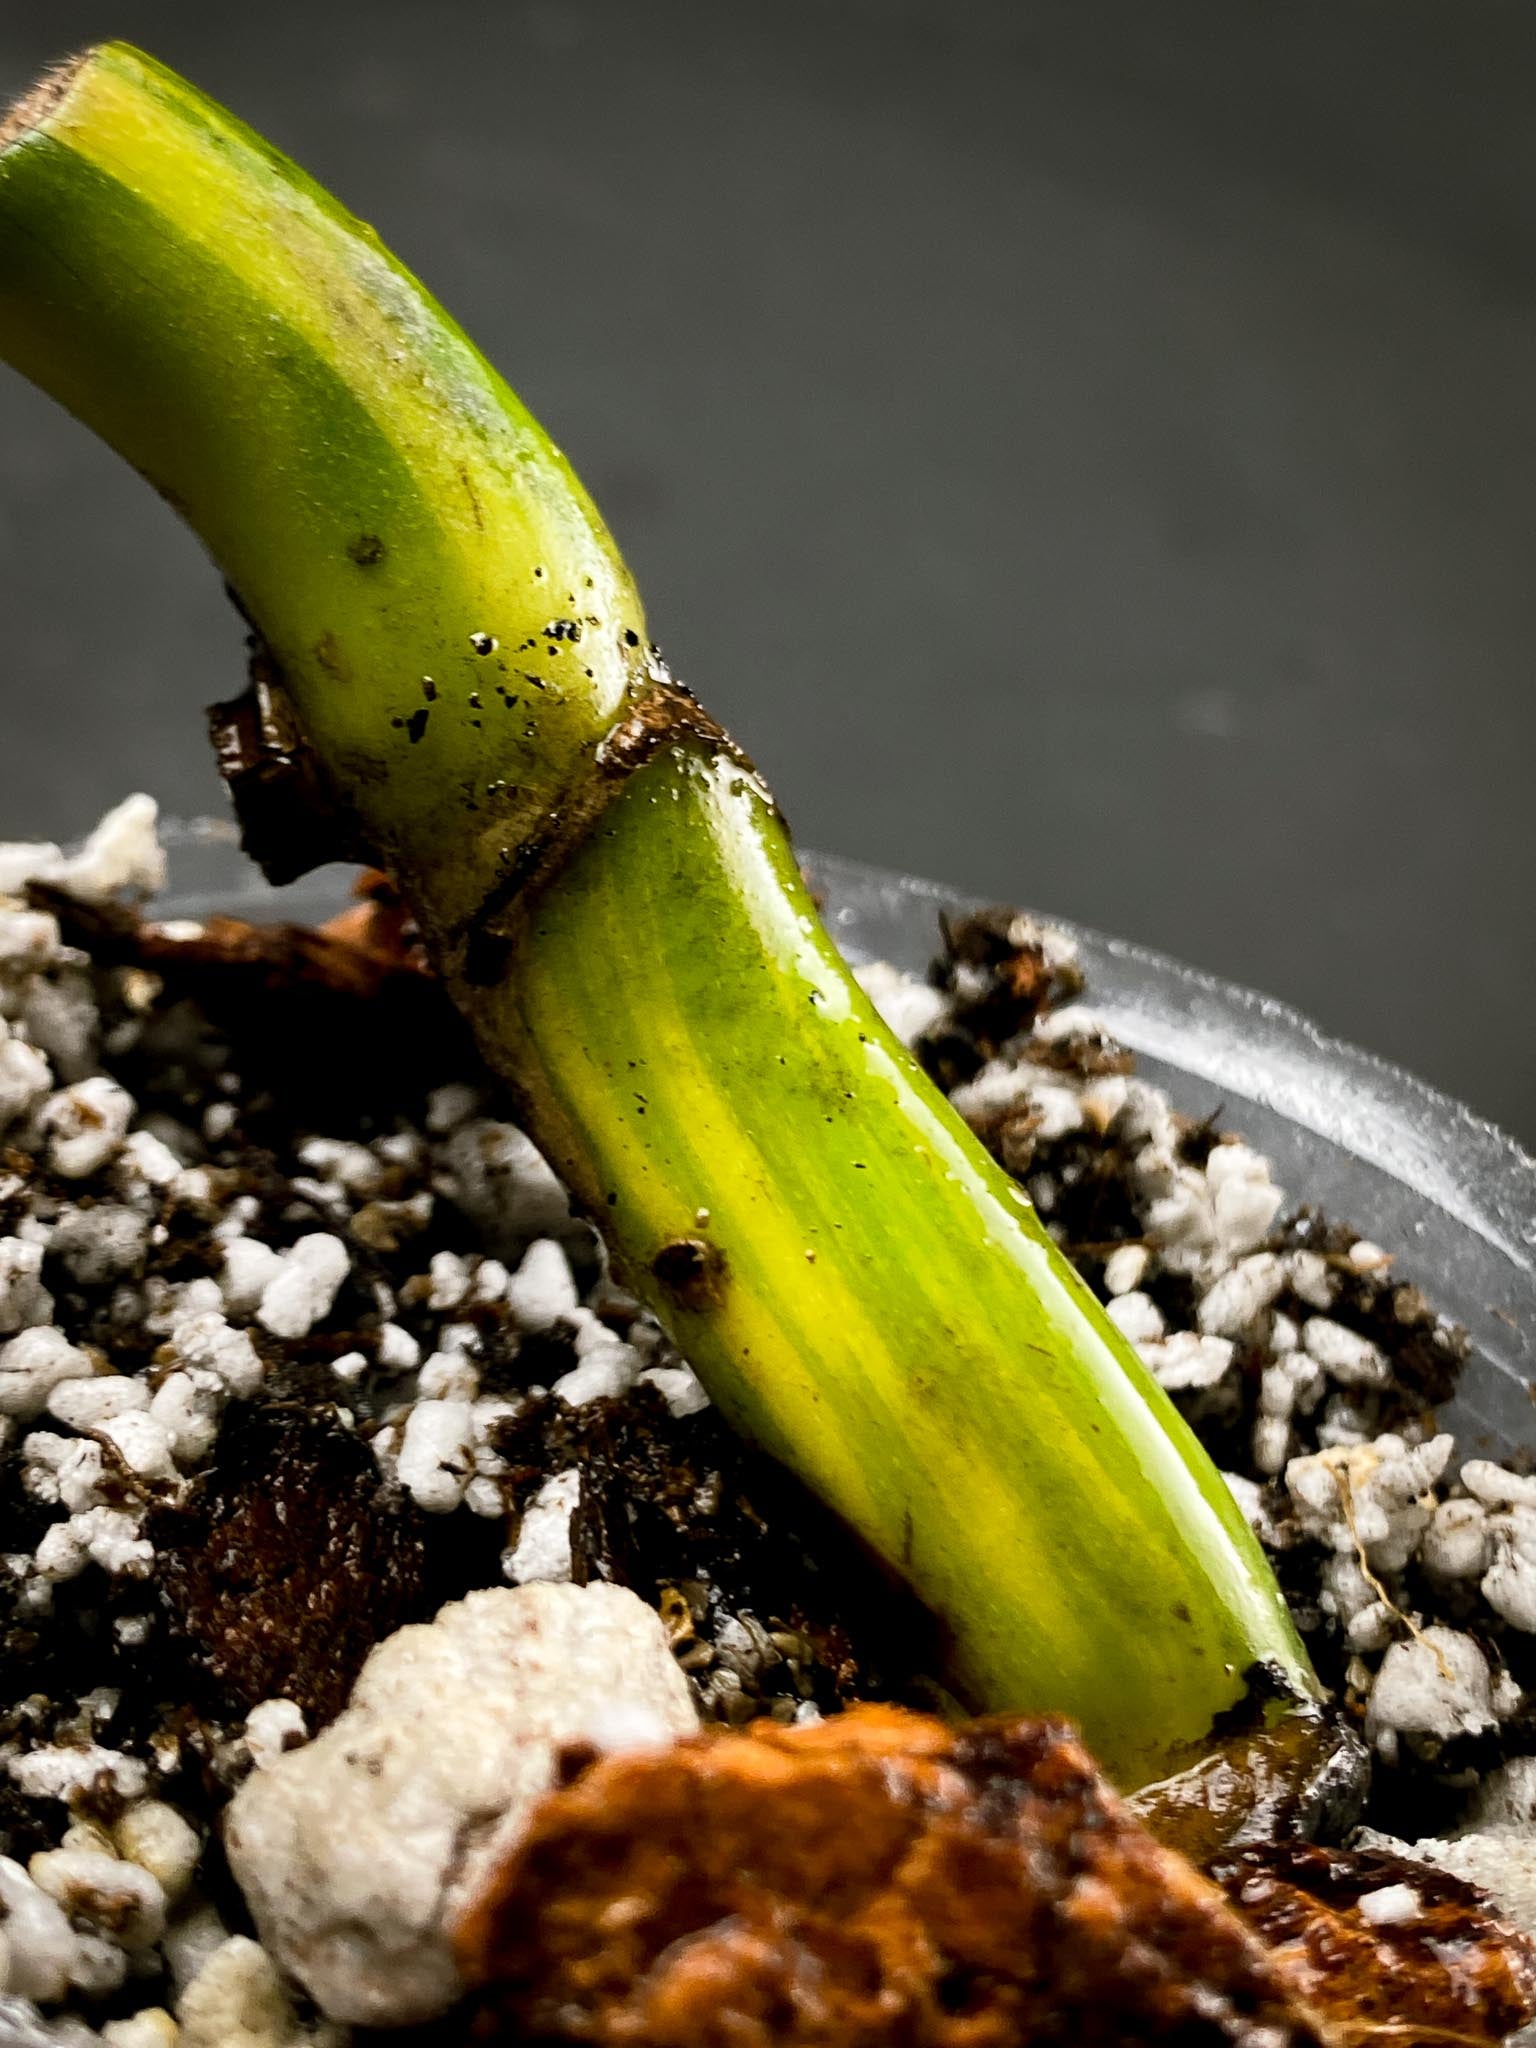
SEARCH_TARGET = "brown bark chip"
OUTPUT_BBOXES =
[454,1704,1335,2048]
[1213,1839,1536,2048]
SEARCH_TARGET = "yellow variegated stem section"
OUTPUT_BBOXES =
[462,739,1311,1783]
[0,43,1314,1786]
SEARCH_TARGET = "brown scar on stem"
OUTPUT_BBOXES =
[0,50,88,153]
[650,1236,729,1313]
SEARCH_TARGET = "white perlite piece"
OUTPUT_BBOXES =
[1136,1330,1233,1392]
[28,1848,165,1950]
[640,1363,710,1418]
[1197,1253,1285,1339]
[8,1745,149,1805]
[1463,1461,1536,1510]
[176,1934,337,2048]
[51,1441,106,1516]
[22,970,98,1087]
[1421,1498,1490,1583]
[1204,1142,1284,1257]
[1024,1078,1086,1143]
[68,1927,127,1999]
[948,1060,1039,1126]
[94,1411,177,1484]
[168,1312,263,1399]
[101,2012,179,2048]
[1364,1626,1499,1761]
[47,1376,150,1432]
[853,959,948,1046]
[42,1078,135,1180]
[1286,1434,1454,1577]
[1481,1505,1536,1634]
[219,1238,284,1318]
[0,1238,52,1337]
[112,1802,201,1904]
[397,1399,475,1514]
[0,1854,78,2003]
[425,1250,472,1312]
[243,1700,307,1772]
[1355,1882,1420,1927]
[1250,1413,1288,1477]
[63,793,167,902]
[224,1582,699,2026]
[115,1129,183,1196]
[1104,1291,1163,1345]
[0,1996,94,2047]
[375,1321,420,1372]
[1102,1243,1148,1297]
[551,1339,641,1407]
[435,1118,571,1252]
[161,1903,231,1999]
[0,1328,90,1418]
[1286,1250,1335,1310]
[504,1469,581,1585]
[1301,1316,1389,1389]
[424,1082,479,1134]
[0,908,61,970]
[149,1372,224,1468]
[1260,1354,1324,1419]
[49,1205,148,1287]
[0,1031,50,1134]
[416,1351,478,1403]
[0,795,166,907]
[296,1137,384,1200]
[255,1235,349,1340]
[35,1505,154,1580]
[505,1236,578,1333]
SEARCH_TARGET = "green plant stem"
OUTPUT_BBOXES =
[0,42,1313,1785]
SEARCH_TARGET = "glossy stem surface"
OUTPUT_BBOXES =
[0,42,1312,1784]
[469,738,1310,1780]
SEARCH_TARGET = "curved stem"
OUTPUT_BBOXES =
[0,42,647,932]
[0,43,1312,1785]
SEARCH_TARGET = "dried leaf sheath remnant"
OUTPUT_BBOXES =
[0,54,85,153]
[208,655,372,885]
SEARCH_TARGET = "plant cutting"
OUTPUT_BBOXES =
[5,43,1536,2047]
[0,42,1316,1792]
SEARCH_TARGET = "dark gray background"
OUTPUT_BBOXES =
[1,0,1532,1142]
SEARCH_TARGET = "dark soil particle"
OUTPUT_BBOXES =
[495,1385,936,1718]
[923,906,1084,1069]
[150,1402,432,1727]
